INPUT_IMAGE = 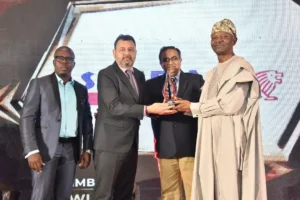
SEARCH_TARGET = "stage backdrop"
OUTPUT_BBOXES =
[0,0,300,199]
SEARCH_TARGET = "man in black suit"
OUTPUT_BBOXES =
[144,46,204,200]
[20,46,93,200]
[92,35,175,200]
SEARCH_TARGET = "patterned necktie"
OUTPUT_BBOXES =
[125,69,139,96]
[170,77,177,88]
[166,77,177,98]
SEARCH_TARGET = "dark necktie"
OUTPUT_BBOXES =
[125,69,139,96]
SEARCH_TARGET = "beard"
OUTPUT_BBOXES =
[122,57,134,67]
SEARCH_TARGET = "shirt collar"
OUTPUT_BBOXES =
[117,63,134,74]
[165,70,181,82]
[174,71,181,80]
[55,73,74,85]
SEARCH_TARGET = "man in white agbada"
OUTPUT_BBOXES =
[174,19,267,200]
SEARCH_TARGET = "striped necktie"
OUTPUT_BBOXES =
[166,77,177,98]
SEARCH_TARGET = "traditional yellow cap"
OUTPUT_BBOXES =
[211,18,237,38]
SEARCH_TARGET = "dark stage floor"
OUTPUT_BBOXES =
[134,152,162,200]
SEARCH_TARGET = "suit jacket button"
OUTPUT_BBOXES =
[57,119,61,122]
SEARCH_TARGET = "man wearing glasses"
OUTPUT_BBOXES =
[144,46,204,200]
[20,46,93,200]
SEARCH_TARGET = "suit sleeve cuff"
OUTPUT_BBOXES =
[25,149,39,159]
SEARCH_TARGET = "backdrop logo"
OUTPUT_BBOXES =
[81,72,97,105]
[256,70,284,101]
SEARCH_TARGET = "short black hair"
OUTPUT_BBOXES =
[114,34,136,49]
[54,46,75,58]
[158,46,181,62]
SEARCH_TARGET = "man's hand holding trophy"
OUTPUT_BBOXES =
[162,66,191,113]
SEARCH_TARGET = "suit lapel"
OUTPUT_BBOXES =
[73,81,81,112]
[159,74,166,98]
[133,71,143,102]
[72,81,83,137]
[177,71,188,98]
[49,73,61,110]
[113,63,139,102]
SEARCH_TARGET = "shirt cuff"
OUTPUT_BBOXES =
[25,149,40,159]
[190,102,201,118]
[85,149,92,154]
[144,106,147,116]
[184,112,193,117]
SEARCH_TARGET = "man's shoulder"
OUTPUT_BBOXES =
[99,63,115,75]
[184,72,203,78]
[183,72,204,82]
[34,73,53,83]
[240,59,255,74]
[133,67,144,75]
[231,56,256,76]
[232,56,253,68]
[146,74,163,84]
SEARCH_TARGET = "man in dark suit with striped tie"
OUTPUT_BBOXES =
[144,46,204,200]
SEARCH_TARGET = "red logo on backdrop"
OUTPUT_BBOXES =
[256,70,284,101]
[0,0,30,14]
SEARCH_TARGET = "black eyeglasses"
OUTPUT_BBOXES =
[162,56,180,63]
[55,56,74,63]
